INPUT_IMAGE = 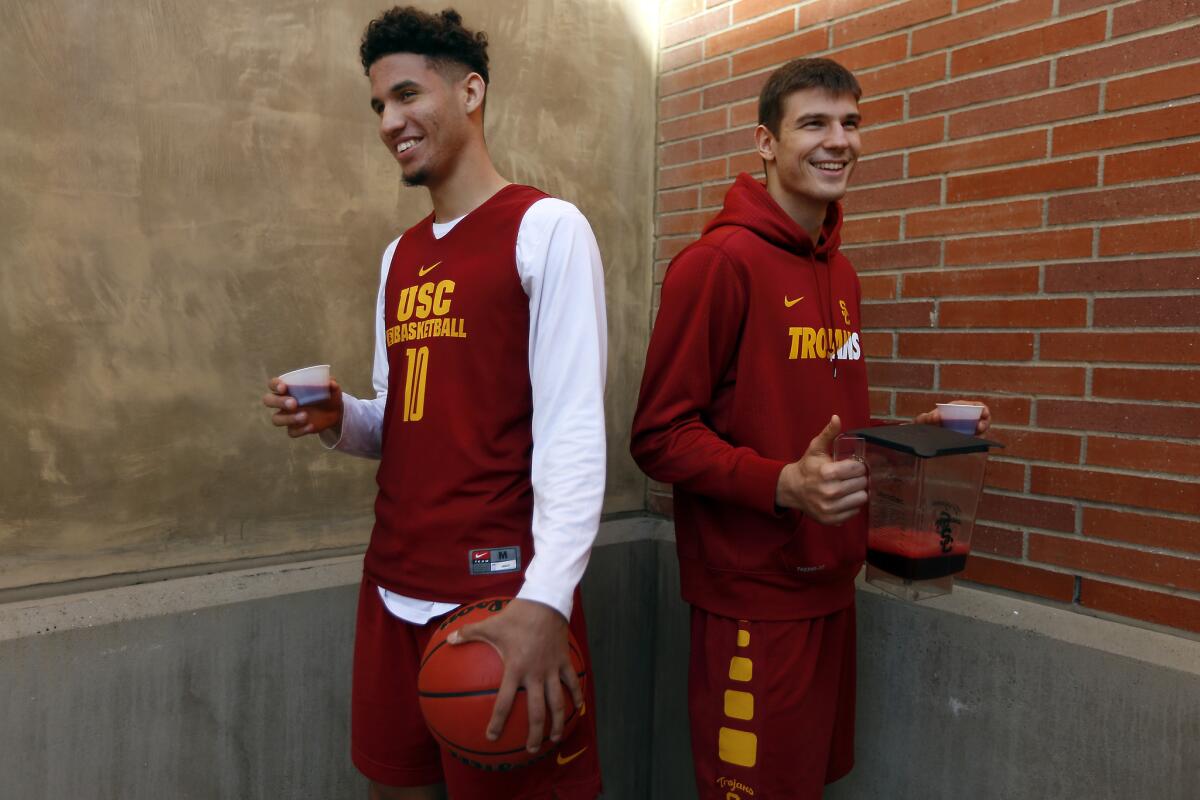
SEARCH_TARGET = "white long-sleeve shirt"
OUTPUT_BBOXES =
[323,196,607,623]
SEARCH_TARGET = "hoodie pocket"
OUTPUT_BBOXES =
[775,511,866,583]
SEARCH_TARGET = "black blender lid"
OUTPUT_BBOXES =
[847,423,1003,458]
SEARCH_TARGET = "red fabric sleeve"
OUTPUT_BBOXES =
[630,245,787,516]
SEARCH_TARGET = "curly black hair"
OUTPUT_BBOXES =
[359,6,489,83]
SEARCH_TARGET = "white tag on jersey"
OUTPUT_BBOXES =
[468,546,521,575]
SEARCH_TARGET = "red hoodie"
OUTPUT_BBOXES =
[631,173,870,621]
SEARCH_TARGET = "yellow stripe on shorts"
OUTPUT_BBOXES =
[718,726,758,767]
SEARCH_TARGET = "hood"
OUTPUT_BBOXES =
[703,172,843,259]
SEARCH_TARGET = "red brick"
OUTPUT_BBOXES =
[729,151,763,175]
[988,427,1082,464]
[949,85,1099,139]
[1041,332,1200,365]
[703,71,768,108]
[1044,257,1200,293]
[906,200,1042,238]
[980,492,1076,532]
[660,91,703,122]
[659,157,728,189]
[952,13,1107,77]
[1079,579,1200,634]
[661,139,701,167]
[1105,142,1200,185]
[842,178,941,213]
[861,331,895,358]
[859,95,904,126]
[1057,24,1200,86]
[663,0,705,25]
[661,58,732,98]
[829,34,908,73]
[658,210,714,236]
[1032,465,1200,514]
[1087,436,1200,477]
[912,0,1053,55]
[1113,0,1200,35]
[799,0,884,27]
[1083,507,1200,555]
[984,459,1028,491]
[662,41,704,73]
[730,100,757,128]
[1093,367,1200,403]
[657,236,692,260]
[870,388,893,417]
[860,274,898,300]
[701,126,756,158]
[910,62,1051,117]
[1038,400,1200,439]
[701,180,736,207]
[852,154,905,185]
[861,117,944,155]
[1055,101,1200,156]
[958,0,995,8]
[731,28,828,76]
[1107,62,1200,113]
[895,391,1033,425]
[857,54,947,97]
[945,229,1093,266]
[972,524,1025,558]
[861,300,936,328]
[942,364,1085,395]
[660,108,728,143]
[1049,180,1200,225]
[902,265,1038,297]
[707,10,794,58]
[833,0,952,46]
[841,215,901,244]
[841,241,941,272]
[732,0,795,23]
[658,187,700,214]
[947,157,1097,202]
[662,5,731,48]
[898,332,1034,361]
[910,131,1047,178]
[1031,534,1200,593]
[1094,296,1200,328]
[867,360,935,388]
[939,298,1088,328]
[1100,219,1200,257]
[959,556,1075,601]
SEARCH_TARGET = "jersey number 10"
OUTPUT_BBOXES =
[402,346,429,422]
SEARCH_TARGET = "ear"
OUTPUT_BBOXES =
[754,124,776,164]
[461,72,487,116]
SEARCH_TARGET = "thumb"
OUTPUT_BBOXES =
[448,621,488,646]
[805,414,842,458]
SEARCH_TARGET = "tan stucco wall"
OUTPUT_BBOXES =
[0,1,656,592]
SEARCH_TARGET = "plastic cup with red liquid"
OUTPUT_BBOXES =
[935,402,984,435]
[279,364,331,406]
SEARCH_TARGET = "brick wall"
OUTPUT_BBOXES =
[652,0,1200,635]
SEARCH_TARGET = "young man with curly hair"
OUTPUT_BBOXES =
[631,58,988,799]
[262,7,606,799]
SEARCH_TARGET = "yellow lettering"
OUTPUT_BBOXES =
[839,299,851,325]
[396,286,417,322]
[815,328,827,359]
[788,327,803,359]
[415,282,435,319]
[800,327,816,360]
[433,279,454,316]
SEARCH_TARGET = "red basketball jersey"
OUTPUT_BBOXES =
[366,184,549,601]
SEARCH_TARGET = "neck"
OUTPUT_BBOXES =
[426,136,510,222]
[764,171,829,241]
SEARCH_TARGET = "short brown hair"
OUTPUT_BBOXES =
[757,58,861,136]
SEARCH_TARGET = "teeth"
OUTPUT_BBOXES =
[813,161,846,171]
[397,139,420,153]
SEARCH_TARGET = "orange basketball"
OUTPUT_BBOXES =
[417,597,587,770]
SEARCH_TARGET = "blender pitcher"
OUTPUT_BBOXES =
[849,424,1002,601]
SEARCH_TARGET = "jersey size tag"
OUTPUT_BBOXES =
[468,546,521,576]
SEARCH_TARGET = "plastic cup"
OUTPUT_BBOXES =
[833,434,866,463]
[936,402,983,435]
[279,364,330,406]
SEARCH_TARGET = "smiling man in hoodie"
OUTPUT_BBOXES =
[631,58,881,799]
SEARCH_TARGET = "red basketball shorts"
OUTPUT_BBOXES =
[688,604,856,800]
[350,576,601,799]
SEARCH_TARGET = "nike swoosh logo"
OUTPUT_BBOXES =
[557,746,588,766]
[418,261,442,277]
[784,295,804,307]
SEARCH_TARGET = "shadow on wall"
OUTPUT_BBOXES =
[0,1,657,597]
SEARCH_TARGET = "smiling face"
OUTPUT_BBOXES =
[757,88,862,208]
[368,52,475,187]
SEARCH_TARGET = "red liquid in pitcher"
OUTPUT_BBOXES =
[867,526,970,581]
